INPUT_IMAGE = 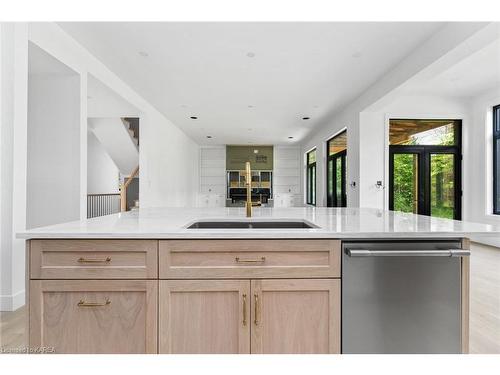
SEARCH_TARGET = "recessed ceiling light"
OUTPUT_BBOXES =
[138,51,149,57]
[302,117,310,120]
[288,136,294,139]
[206,135,212,139]
[190,116,198,119]
[246,52,255,58]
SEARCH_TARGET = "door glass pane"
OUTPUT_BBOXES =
[393,154,419,214]
[307,167,312,203]
[311,165,316,205]
[327,159,333,205]
[336,158,342,204]
[496,137,500,212]
[430,154,455,219]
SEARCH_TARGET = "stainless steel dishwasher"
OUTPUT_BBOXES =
[342,240,469,354]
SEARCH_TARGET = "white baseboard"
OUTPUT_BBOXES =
[0,289,25,311]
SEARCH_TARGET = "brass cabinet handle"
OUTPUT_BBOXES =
[242,294,247,326]
[77,257,111,263]
[254,293,259,325]
[235,257,266,264]
[77,299,111,307]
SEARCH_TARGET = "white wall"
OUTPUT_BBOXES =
[466,87,500,246]
[273,146,303,207]
[139,109,199,208]
[300,23,490,209]
[0,22,200,310]
[27,23,200,209]
[197,146,225,207]
[26,74,81,229]
[0,23,28,311]
[87,131,119,194]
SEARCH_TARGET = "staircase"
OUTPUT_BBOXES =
[121,118,140,211]
[88,117,140,213]
[123,117,139,147]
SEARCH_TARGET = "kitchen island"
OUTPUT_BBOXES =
[18,207,500,354]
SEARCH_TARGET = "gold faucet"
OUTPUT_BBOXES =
[245,161,252,217]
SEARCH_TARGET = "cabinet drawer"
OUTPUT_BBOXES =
[30,280,157,354]
[159,240,340,279]
[30,240,158,279]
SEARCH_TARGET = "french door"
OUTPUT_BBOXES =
[389,146,461,220]
[327,150,347,207]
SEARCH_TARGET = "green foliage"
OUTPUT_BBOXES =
[393,151,455,219]
[393,154,417,213]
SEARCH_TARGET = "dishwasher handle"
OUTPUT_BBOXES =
[346,249,470,257]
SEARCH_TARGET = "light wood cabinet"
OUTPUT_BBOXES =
[159,278,340,354]
[30,240,158,279]
[27,239,342,354]
[251,279,340,354]
[159,280,250,354]
[160,239,340,279]
[30,280,157,354]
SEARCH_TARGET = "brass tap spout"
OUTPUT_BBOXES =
[245,161,252,217]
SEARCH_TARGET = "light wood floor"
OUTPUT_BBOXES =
[469,242,500,353]
[1,242,499,353]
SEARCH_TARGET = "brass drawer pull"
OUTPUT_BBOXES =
[242,294,247,326]
[77,299,111,307]
[235,257,266,264]
[254,293,259,325]
[77,257,112,263]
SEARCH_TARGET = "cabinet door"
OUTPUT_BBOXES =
[251,279,340,354]
[160,280,250,354]
[30,280,157,353]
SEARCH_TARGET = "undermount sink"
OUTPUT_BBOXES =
[186,220,319,229]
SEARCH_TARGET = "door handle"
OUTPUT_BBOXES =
[77,298,111,307]
[235,257,266,264]
[242,294,247,326]
[346,249,470,257]
[254,293,260,325]
[77,257,112,263]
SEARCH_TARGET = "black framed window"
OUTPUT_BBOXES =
[326,131,347,207]
[493,105,500,214]
[306,149,317,205]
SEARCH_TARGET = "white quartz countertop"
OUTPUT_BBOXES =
[17,207,500,239]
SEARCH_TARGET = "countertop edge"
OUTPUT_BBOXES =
[16,231,477,240]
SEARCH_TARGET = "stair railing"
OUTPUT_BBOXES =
[87,193,121,218]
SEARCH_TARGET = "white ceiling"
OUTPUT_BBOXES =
[59,22,445,145]
[399,39,500,98]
